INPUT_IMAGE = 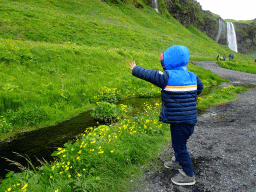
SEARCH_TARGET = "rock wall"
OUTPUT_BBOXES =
[215,18,227,46]
[165,0,256,54]
[233,21,256,54]
[165,0,222,43]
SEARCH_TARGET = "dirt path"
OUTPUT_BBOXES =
[132,61,256,192]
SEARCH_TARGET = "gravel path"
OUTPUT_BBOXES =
[132,61,256,192]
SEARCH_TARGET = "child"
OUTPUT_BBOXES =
[129,45,203,186]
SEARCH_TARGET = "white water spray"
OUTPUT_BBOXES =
[152,0,160,13]
[227,22,238,52]
[215,19,225,43]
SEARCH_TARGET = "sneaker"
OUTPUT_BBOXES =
[164,158,182,170]
[171,172,196,186]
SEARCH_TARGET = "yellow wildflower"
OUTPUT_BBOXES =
[21,183,28,191]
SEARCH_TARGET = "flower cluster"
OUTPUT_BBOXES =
[92,86,121,103]
[0,116,13,133]
[5,183,27,192]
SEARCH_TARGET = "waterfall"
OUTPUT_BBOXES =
[227,22,238,52]
[152,0,160,13]
[215,19,225,43]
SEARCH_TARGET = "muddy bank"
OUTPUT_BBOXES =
[132,61,256,191]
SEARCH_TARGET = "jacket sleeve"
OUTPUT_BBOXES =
[132,66,169,89]
[197,76,204,95]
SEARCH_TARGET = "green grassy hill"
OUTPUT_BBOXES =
[0,0,251,137]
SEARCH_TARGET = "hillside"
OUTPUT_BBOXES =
[0,0,251,137]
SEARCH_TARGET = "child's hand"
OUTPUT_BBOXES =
[129,61,136,70]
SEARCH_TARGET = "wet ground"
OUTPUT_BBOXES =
[132,61,256,192]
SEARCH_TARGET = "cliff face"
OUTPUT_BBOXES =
[165,0,220,40]
[233,21,256,54]
[165,0,256,54]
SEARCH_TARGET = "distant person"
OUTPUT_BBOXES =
[129,45,204,186]
[217,55,219,61]
[229,54,232,61]
[231,55,234,60]
[223,54,226,61]
[255,59,256,63]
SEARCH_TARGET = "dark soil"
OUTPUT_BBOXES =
[132,61,256,192]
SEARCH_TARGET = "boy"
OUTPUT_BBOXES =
[129,45,203,186]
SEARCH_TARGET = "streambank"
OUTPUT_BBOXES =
[132,61,256,191]
[0,97,161,182]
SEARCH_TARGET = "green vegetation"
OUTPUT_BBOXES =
[197,85,247,111]
[0,0,253,191]
[0,82,249,191]
[1,102,170,192]
[247,50,256,59]
[225,19,255,24]
[91,102,130,123]
[0,0,249,139]
[217,60,256,74]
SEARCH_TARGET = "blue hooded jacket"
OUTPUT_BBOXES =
[132,45,203,124]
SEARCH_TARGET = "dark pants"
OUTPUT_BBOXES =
[170,123,194,177]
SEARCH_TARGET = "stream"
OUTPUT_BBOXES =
[0,97,162,181]
[0,83,221,182]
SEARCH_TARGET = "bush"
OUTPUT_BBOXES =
[90,87,121,104]
[91,102,128,123]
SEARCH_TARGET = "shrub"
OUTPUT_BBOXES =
[91,102,128,123]
[90,87,121,104]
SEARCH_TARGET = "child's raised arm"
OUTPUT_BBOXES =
[129,61,169,89]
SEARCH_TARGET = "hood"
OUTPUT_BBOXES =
[160,45,189,70]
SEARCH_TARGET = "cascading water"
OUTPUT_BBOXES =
[152,0,160,13]
[227,22,238,52]
[215,19,225,43]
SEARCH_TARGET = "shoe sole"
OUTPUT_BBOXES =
[171,178,196,186]
[164,163,182,169]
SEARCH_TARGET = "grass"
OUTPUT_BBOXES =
[0,0,252,138]
[217,60,256,74]
[225,19,255,24]
[0,82,250,192]
[1,102,171,192]
[197,85,248,111]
